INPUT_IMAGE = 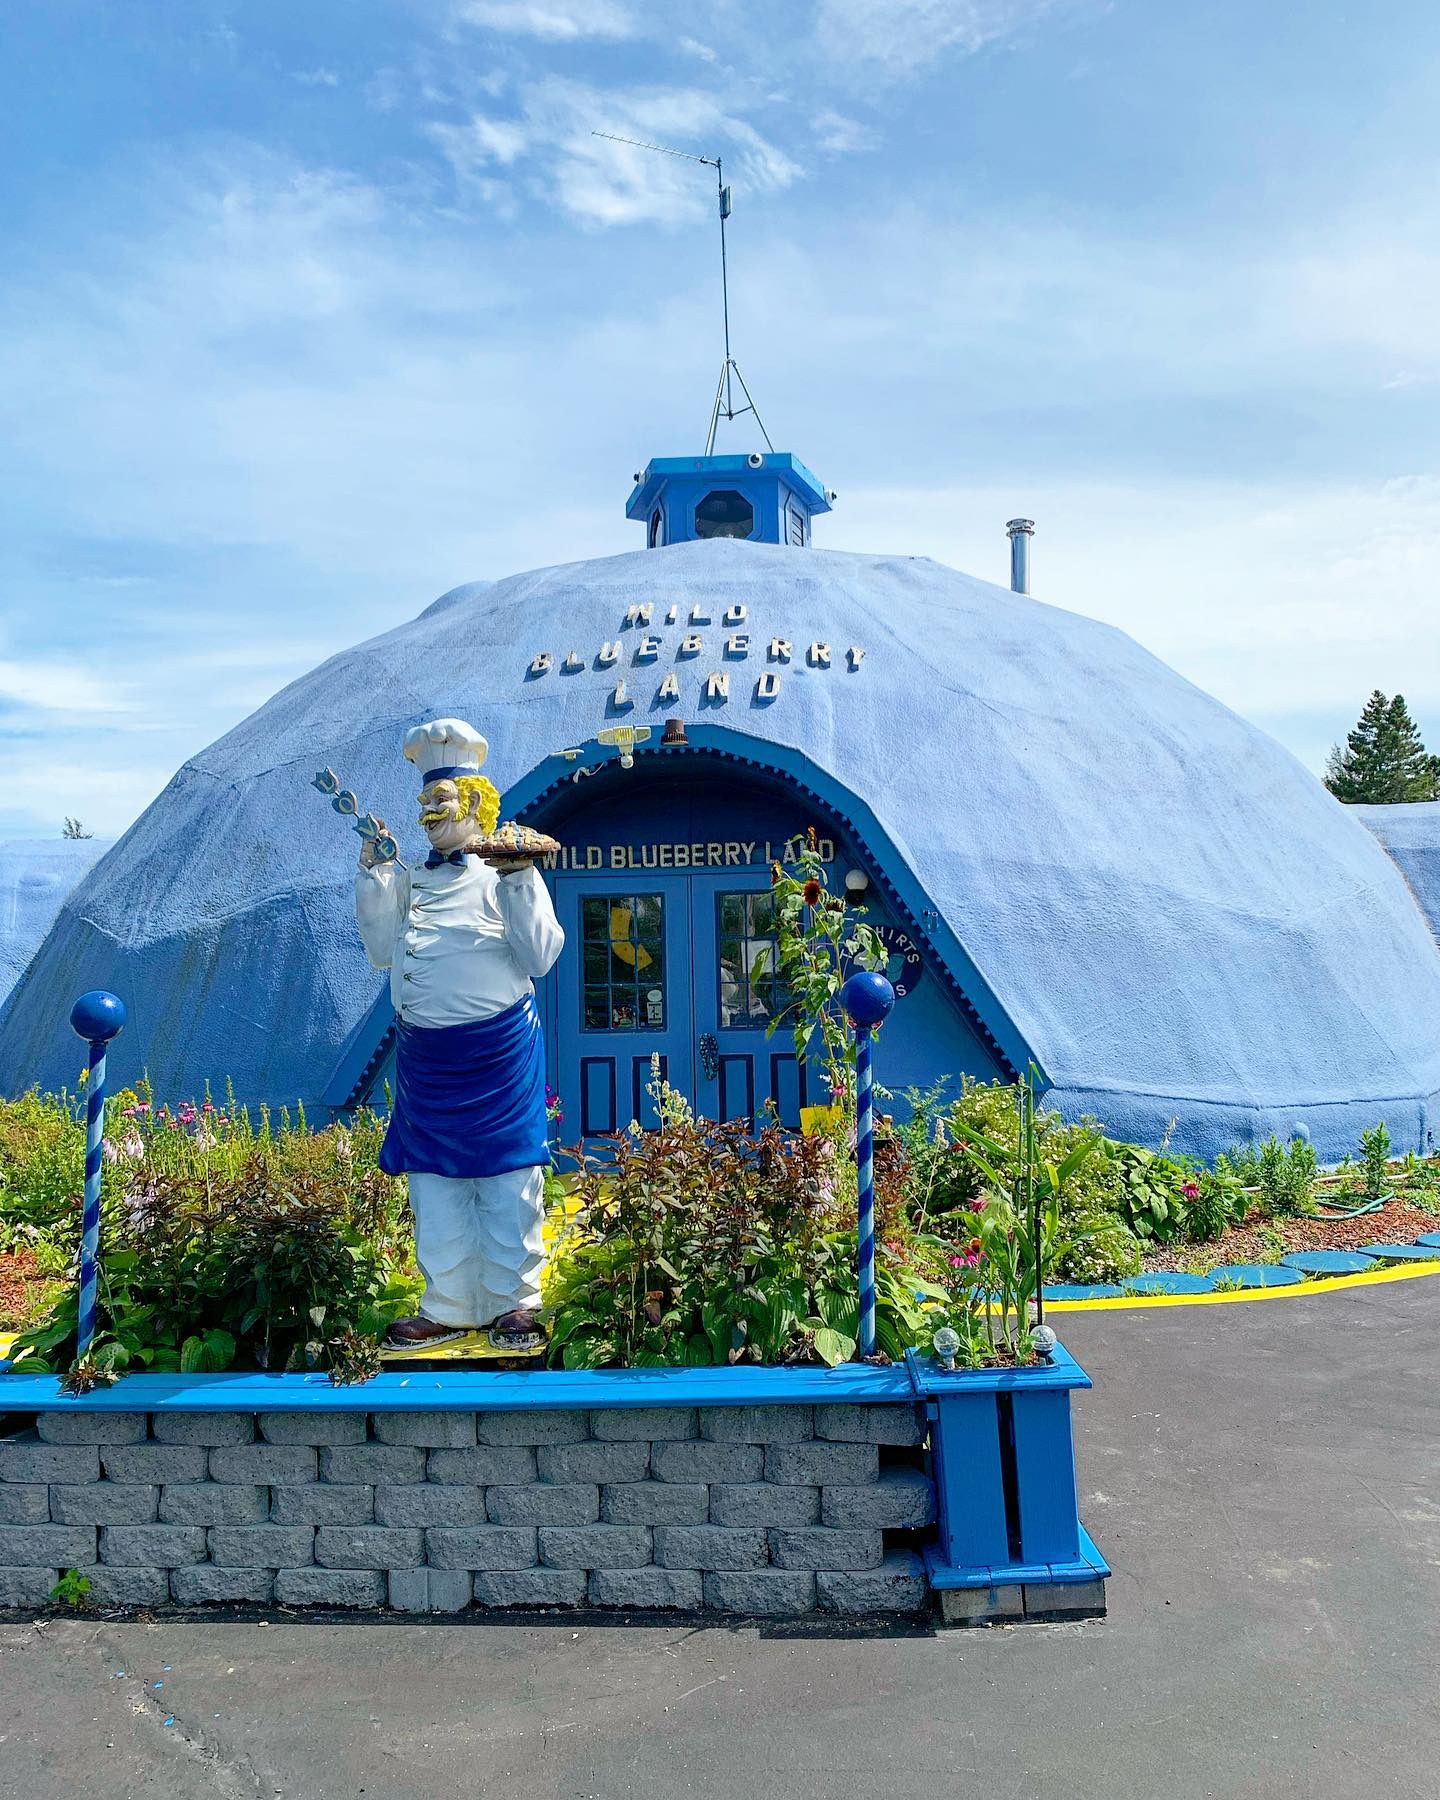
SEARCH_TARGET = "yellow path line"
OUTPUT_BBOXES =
[1044,1259,1440,1310]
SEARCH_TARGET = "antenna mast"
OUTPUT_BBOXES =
[592,130,774,455]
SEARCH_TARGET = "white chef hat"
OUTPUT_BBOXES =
[402,718,490,787]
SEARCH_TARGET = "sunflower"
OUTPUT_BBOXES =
[802,878,823,906]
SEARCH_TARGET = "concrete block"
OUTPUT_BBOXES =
[427,1446,538,1485]
[0,1524,96,1566]
[538,1525,652,1569]
[209,1525,316,1568]
[0,1567,59,1606]
[375,1485,486,1528]
[51,1484,158,1526]
[473,1568,588,1609]
[938,1584,1025,1626]
[257,1412,367,1446]
[768,1528,883,1571]
[653,1526,768,1571]
[1023,1579,1106,1620]
[814,1402,927,1446]
[820,1468,936,1530]
[475,1410,590,1446]
[102,1445,207,1485]
[84,1567,170,1607]
[314,1526,422,1569]
[209,1445,317,1485]
[589,1407,697,1441]
[320,1445,425,1485]
[600,1482,708,1526]
[0,1487,50,1524]
[152,1413,255,1446]
[171,1567,276,1606]
[425,1527,537,1570]
[159,1485,269,1526]
[0,1436,99,1485]
[388,1568,473,1613]
[35,1412,148,1445]
[536,1440,650,1485]
[764,1443,879,1486]
[651,1440,762,1485]
[699,1405,814,1443]
[100,1525,206,1568]
[271,1485,375,1526]
[486,1484,599,1526]
[374,1412,477,1448]
[702,1570,816,1615]
[589,1567,702,1610]
[275,1567,386,1609]
[708,1483,820,1529]
[818,1551,929,1615]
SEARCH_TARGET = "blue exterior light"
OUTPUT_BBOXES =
[626,452,833,548]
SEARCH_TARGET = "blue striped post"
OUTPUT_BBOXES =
[69,991,128,1361]
[839,971,896,1360]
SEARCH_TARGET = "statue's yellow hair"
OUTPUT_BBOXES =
[453,774,501,837]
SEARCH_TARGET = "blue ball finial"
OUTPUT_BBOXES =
[69,990,128,1044]
[840,970,896,1030]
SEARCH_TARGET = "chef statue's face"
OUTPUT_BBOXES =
[419,779,482,853]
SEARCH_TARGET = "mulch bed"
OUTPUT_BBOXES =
[1143,1194,1440,1272]
[0,1249,62,1333]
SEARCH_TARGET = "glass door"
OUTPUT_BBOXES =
[553,875,693,1137]
[689,871,810,1129]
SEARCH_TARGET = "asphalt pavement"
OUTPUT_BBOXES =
[3,1276,1438,1800]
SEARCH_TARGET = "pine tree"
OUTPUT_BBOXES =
[1325,691,1440,803]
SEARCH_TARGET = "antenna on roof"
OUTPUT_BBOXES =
[592,130,775,456]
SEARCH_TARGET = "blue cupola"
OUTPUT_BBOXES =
[626,452,833,549]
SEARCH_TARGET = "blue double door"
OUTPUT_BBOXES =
[552,869,811,1139]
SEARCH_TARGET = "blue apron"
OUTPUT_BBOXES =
[379,994,550,1179]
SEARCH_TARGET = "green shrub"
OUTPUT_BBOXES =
[1358,1122,1393,1199]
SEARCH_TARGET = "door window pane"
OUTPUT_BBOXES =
[716,891,790,1029]
[580,893,666,1032]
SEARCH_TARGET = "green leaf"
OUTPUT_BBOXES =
[812,1327,855,1367]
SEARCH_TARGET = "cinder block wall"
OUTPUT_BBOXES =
[0,1403,936,1616]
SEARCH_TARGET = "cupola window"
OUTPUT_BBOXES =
[693,489,754,541]
[648,507,664,548]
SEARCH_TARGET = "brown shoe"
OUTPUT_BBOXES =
[385,1315,467,1348]
[488,1308,543,1342]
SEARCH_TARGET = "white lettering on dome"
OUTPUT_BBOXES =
[525,608,864,710]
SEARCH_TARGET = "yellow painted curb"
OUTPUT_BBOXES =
[1044,1259,1440,1311]
[0,1332,15,1360]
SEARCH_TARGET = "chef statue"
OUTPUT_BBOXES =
[356,719,564,1348]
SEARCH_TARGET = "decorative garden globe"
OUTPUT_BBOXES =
[840,969,896,1030]
[68,989,127,1044]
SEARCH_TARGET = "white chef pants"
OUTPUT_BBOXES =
[406,1166,547,1327]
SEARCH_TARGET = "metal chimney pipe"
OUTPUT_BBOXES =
[1006,518,1034,595]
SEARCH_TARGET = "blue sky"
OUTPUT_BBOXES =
[2,0,1437,838]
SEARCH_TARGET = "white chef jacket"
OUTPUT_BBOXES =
[355,858,564,1027]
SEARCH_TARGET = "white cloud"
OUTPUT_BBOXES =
[828,473,1440,772]
[811,109,880,155]
[0,657,137,719]
[293,68,341,88]
[813,0,1064,78]
[430,77,800,227]
[451,0,636,41]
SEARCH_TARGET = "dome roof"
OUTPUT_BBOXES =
[1355,802,1440,948]
[0,837,111,1003]
[5,536,1440,1160]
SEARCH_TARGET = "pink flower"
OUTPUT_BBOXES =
[968,1198,985,1213]
[1182,1181,1201,1200]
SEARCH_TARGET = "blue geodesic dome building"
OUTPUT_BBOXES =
[4,450,1440,1163]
